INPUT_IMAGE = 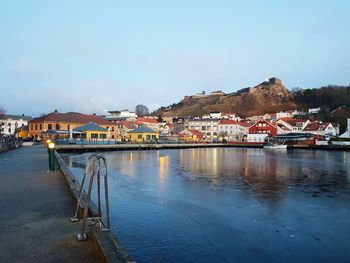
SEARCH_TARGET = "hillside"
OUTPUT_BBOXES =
[154,78,299,118]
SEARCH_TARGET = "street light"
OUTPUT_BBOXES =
[48,142,55,171]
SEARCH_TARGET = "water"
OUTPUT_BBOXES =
[62,148,350,263]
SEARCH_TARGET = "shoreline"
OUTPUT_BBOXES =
[55,142,350,153]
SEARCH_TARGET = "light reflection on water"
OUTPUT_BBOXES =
[63,148,350,263]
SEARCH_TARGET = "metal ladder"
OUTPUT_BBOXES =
[71,154,110,241]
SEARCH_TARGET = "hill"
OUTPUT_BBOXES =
[154,78,298,118]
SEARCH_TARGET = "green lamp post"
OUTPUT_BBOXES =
[48,142,56,171]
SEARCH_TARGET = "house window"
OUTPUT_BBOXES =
[91,133,98,138]
[138,134,142,139]
[35,124,38,130]
[48,124,52,130]
[39,124,42,130]
[111,127,115,132]
[68,124,71,130]
[55,124,60,130]
[31,124,33,130]
[100,134,107,139]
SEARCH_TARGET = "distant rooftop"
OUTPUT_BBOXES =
[128,126,157,134]
[29,111,110,125]
[2,114,32,121]
[73,122,107,132]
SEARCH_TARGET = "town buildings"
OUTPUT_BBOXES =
[28,111,111,139]
[302,121,337,136]
[184,118,219,140]
[178,129,204,142]
[218,120,249,141]
[276,118,310,133]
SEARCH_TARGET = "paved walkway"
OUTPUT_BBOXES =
[0,146,103,263]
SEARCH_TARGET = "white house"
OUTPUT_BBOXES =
[218,120,249,141]
[105,110,137,121]
[302,121,337,136]
[276,118,310,133]
[0,114,32,135]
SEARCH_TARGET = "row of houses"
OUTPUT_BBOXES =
[1,109,340,143]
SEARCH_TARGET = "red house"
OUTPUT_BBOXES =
[248,120,277,136]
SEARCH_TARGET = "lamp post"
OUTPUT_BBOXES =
[48,142,56,171]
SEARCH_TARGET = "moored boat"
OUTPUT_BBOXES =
[263,143,288,149]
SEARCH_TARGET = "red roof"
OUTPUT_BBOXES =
[137,117,159,124]
[279,118,308,126]
[29,112,110,125]
[116,120,139,129]
[187,129,203,136]
[303,122,331,132]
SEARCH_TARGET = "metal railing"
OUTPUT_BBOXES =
[71,154,110,241]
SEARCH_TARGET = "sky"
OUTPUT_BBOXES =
[0,0,349,117]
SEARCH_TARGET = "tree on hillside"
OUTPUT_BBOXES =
[135,104,149,116]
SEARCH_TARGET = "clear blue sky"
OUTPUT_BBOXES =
[1,0,349,116]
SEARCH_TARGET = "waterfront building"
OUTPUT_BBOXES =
[73,122,108,140]
[248,120,277,136]
[137,117,160,131]
[28,111,111,139]
[302,121,337,136]
[246,120,277,142]
[184,118,219,140]
[276,118,310,133]
[105,110,137,121]
[127,126,158,142]
[178,129,204,142]
[218,120,248,141]
[0,114,32,135]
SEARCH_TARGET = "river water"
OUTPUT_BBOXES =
[62,148,350,263]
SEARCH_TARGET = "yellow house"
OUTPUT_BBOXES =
[127,126,159,142]
[28,111,112,139]
[73,122,108,140]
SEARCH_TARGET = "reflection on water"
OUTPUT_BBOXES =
[63,148,350,263]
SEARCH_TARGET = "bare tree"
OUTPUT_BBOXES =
[135,104,150,117]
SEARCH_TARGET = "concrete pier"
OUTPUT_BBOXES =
[0,146,104,262]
